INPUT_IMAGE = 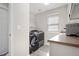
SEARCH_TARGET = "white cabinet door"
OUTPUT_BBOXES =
[70,3,79,19]
[50,43,79,56]
[0,8,8,55]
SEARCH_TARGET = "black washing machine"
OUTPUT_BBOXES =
[29,30,44,54]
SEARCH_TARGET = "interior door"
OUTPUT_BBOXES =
[0,7,9,55]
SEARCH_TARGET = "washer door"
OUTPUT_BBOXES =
[30,34,39,47]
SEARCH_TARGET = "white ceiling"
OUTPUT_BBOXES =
[30,3,68,14]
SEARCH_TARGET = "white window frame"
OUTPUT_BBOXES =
[47,13,59,33]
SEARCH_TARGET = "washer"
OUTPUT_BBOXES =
[29,30,44,54]
[29,31,39,54]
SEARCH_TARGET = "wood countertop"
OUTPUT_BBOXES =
[48,33,79,47]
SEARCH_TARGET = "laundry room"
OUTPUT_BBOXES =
[29,3,69,56]
[1,3,79,56]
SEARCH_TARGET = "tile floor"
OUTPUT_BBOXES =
[6,45,49,56]
[30,45,49,56]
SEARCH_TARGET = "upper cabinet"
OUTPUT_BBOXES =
[70,3,79,20]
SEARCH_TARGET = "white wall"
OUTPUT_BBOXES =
[36,5,69,45]
[35,13,48,45]
[10,3,29,56]
[29,12,37,31]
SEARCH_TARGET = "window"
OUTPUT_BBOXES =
[48,14,59,32]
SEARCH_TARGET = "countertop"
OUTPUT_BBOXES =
[48,33,79,47]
